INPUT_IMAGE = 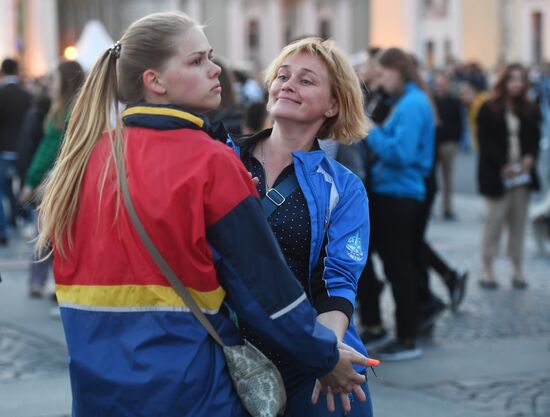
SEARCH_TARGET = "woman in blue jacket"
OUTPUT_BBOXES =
[232,37,374,416]
[360,48,436,361]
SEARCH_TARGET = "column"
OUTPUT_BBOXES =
[452,0,464,63]
[186,0,202,22]
[296,0,317,38]
[227,0,245,64]
[0,0,17,60]
[333,0,352,52]
[404,0,421,55]
[261,0,283,68]
[23,0,59,77]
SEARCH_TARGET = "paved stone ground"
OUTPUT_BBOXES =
[0,323,67,381]
[368,194,550,417]
[421,376,550,417]
[1,192,549,417]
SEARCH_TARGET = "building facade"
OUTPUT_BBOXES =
[0,0,59,77]
[370,0,550,70]
[0,0,371,77]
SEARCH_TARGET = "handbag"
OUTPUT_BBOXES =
[118,156,286,417]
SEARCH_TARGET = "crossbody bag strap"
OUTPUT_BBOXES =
[261,173,299,218]
[118,155,225,348]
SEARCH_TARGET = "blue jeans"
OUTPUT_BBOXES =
[0,158,17,238]
[284,373,374,417]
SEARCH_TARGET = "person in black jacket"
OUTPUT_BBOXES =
[16,79,51,186]
[0,58,32,244]
[477,63,541,289]
[433,72,463,219]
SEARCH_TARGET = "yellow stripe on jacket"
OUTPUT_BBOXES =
[56,284,225,314]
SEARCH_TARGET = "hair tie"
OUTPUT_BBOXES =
[108,41,122,59]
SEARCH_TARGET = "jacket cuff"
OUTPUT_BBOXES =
[314,296,354,322]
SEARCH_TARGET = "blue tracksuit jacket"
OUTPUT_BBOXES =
[367,81,435,201]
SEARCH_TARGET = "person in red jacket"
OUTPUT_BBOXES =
[35,11,369,417]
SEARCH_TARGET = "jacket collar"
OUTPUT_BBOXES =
[1,75,19,86]
[122,103,228,142]
[236,128,328,172]
[404,81,420,95]
[236,128,323,158]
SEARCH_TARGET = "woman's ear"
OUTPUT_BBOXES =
[142,69,166,96]
[325,99,339,118]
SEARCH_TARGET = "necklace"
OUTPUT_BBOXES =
[261,140,270,190]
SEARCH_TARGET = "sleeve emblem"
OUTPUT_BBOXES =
[345,232,363,262]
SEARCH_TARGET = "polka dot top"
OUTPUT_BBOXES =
[243,154,312,288]
[236,129,355,377]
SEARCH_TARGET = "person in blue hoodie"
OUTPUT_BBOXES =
[231,37,375,416]
[359,48,436,361]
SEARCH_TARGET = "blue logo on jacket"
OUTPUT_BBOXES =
[346,233,363,262]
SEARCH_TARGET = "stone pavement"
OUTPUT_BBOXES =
[0,193,549,417]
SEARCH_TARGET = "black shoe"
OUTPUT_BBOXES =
[448,270,468,311]
[361,327,393,351]
[443,211,457,221]
[0,236,7,246]
[29,286,43,298]
[417,298,446,334]
[512,279,528,289]
[479,279,498,289]
[376,340,423,361]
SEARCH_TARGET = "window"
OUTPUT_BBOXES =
[425,40,435,69]
[532,11,544,64]
[319,19,330,40]
[444,38,452,64]
[247,19,259,62]
[423,0,448,18]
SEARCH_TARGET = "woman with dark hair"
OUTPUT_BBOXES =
[477,63,541,289]
[207,59,243,134]
[358,48,436,361]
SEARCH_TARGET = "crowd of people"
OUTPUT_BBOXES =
[1,9,550,416]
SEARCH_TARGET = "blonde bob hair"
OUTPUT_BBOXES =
[264,37,371,144]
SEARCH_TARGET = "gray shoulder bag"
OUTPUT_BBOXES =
[118,157,286,417]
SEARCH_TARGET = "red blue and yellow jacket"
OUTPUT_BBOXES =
[54,104,339,417]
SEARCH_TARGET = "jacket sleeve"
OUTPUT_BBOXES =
[367,97,425,168]
[475,102,490,149]
[25,121,64,188]
[204,147,339,377]
[318,178,369,311]
[522,109,541,160]
[476,102,506,166]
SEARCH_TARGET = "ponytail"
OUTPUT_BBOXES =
[37,50,122,258]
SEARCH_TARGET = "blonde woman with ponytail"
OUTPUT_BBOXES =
[37,11,369,416]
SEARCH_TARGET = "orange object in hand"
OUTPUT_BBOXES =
[367,358,380,367]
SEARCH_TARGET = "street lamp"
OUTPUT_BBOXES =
[64,46,78,61]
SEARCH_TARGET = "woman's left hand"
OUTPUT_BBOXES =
[311,378,367,412]
[248,171,259,185]
[18,186,34,206]
[520,155,534,173]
